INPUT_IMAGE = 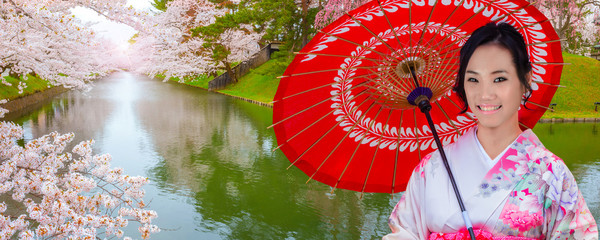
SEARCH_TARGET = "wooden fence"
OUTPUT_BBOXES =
[208,43,279,91]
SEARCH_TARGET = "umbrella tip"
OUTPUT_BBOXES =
[277,76,287,79]
[286,163,295,170]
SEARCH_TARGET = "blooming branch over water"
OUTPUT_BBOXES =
[0,121,158,239]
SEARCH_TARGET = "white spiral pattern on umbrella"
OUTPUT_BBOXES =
[304,0,551,152]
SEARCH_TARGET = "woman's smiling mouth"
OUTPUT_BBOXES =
[478,105,502,112]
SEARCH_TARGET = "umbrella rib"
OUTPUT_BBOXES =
[317,30,390,58]
[435,101,462,137]
[526,39,565,46]
[345,13,398,55]
[442,95,477,122]
[408,0,413,55]
[413,0,440,57]
[532,80,564,88]
[413,109,422,161]
[491,1,534,22]
[428,33,469,57]
[429,0,497,52]
[531,62,570,65]
[516,19,548,30]
[519,121,529,129]
[418,0,467,58]
[305,101,381,184]
[331,104,386,193]
[273,87,373,152]
[525,100,555,112]
[430,47,464,90]
[272,73,377,103]
[376,0,408,56]
[294,52,391,64]
[278,65,382,78]
[286,91,372,170]
[367,67,415,96]
[360,108,394,198]
[391,109,405,195]
[365,66,409,94]
[426,44,464,92]
[269,82,370,129]
[330,106,381,192]
[424,54,460,91]
[374,0,422,82]
[376,0,425,81]
[425,57,455,89]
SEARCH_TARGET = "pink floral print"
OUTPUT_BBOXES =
[500,204,543,232]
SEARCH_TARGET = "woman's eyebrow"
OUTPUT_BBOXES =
[465,70,508,75]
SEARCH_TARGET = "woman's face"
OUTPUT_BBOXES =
[464,43,526,132]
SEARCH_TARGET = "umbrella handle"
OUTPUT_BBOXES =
[420,100,476,240]
[408,67,476,240]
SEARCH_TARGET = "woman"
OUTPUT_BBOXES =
[383,22,598,240]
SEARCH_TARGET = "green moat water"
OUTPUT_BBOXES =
[6,72,599,239]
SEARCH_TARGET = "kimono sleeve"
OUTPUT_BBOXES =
[542,159,598,240]
[382,155,432,240]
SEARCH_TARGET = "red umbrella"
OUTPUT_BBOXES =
[272,0,562,195]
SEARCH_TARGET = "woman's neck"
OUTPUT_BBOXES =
[476,123,523,160]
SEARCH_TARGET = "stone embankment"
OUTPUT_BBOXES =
[3,82,598,124]
[538,118,600,123]
[0,86,68,118]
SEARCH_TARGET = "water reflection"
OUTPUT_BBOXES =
[7,72,599,239]
[8,72,395,239]
[533,123,600,221]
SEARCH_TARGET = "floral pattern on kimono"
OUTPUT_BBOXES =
[383,128,598,240]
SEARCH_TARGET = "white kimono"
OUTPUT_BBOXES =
[383,127,598,240]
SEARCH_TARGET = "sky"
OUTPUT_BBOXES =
[71,0,155,49]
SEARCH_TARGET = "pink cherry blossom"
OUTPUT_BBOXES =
[500,203,543,232]
[0,122,158,239]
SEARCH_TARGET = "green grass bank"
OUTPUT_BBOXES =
[197,52,599,120]
[0,75,53,101]
[540,53,600,119]
[3,52,596,121]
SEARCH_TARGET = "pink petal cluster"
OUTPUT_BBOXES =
[0,122,158,239]
[127,0,264,82]
[500,204,543,233]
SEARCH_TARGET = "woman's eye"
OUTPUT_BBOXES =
[494,77,507,82]
[466,78,478,82]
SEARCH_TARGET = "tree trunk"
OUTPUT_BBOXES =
[301,0,310,48]
[223,61,237,83]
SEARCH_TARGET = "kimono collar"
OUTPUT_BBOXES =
[481,128,545,182]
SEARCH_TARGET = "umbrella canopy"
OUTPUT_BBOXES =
[272,0,562,194]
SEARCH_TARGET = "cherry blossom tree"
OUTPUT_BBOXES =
[127,0,225,81]
[0,122,159,239]
[129,0,264,82]
[528,0,600,53]
[314,0,370,30]
[1,1,159,238]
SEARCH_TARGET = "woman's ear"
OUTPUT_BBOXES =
[523,71,532,94]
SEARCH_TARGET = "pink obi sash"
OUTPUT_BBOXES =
[429,229,538,240]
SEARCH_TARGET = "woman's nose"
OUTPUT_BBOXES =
[480,82,495,99]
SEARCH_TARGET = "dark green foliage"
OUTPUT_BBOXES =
[249,0,319,51]
[151,0,172,11]
[193,0,320,57]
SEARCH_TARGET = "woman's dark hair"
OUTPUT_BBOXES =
[453,22,532,113]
